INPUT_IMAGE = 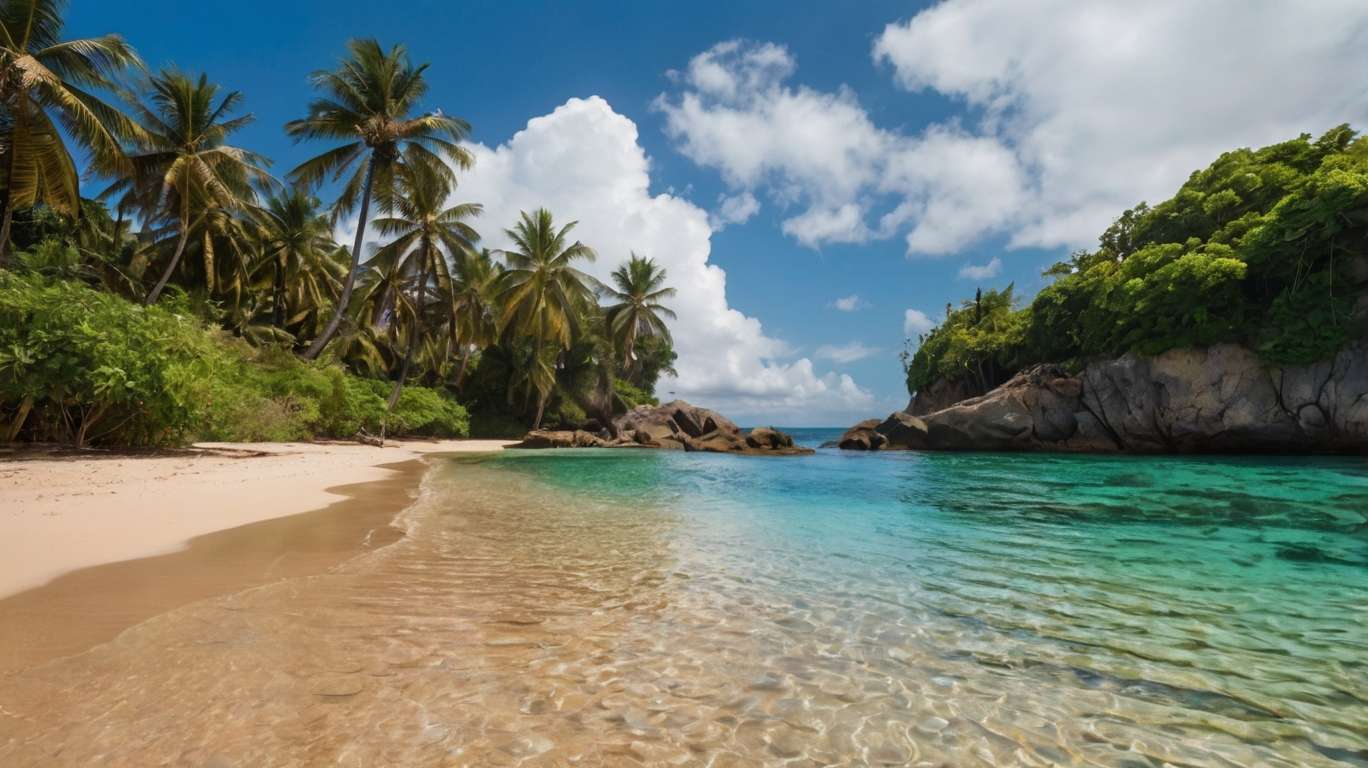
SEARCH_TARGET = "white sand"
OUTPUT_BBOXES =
[0,440,512,599]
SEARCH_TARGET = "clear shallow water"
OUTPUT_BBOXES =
[2,445,1366,766]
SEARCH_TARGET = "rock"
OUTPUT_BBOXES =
[745,426,793,450]
[909,377,984,415]
[516,400,812,456]
[836,419,885,451]
[837,342,1368,454]
[513,430,606,449]
[875,411,929,449]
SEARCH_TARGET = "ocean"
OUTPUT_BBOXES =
[3,439,1365,766]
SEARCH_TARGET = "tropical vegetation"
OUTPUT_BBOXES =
[0,1,677,447]
[906,126,1368,397]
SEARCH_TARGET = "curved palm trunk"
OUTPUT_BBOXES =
[304,153,376,360]
[380,241,430,441]
[533,391,548,431]
[144,223,191,305]
[0,99,29,267]
[455,345,472,390]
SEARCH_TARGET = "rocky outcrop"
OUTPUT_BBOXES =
[909,377,984,416]
[515,400,813,456]
[839,343,1368,454]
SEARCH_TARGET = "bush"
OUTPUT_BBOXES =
[0,273,470,446]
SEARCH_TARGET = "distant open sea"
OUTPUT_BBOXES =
[6,439,1366,766]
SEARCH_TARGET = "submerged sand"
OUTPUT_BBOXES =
[0,439,511,674]
[0,439,512,599]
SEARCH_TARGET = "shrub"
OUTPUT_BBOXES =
[0,273,469,446]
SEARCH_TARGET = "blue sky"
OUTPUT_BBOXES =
[69,1,1368,424]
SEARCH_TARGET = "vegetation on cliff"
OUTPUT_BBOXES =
[907,126,1368,396]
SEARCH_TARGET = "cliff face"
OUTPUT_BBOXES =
[841,343,1368,454]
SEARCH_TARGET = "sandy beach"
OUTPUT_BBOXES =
[0,439,512,600]
[0,439,512,674]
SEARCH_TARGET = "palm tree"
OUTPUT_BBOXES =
[113,69,271,305]
[603,253,676,380]
[497,208,599,428]
[286,39,473,360]
[0,0,143,265]
[257,189,338,331]
[448,247,501,389]
[367,154,480,431]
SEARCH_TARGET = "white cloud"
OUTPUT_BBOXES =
[831,294,866,312]
[903,308,936,338]
[874,0,1368,250]
[815,342,881,364]
[709,191,760,229]
[661,10,1368,259]
[452,96,874,425]
[780,203,870,246]
[958,256,1002,280]
[656,39,1027,255]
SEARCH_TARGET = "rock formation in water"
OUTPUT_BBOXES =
[839,343,1368,454]
[515,400,813,455]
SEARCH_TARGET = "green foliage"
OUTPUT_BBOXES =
[905,286,1026,394]
[0,271,217,446]
[907,126,1368,395]
[0,273,468,446]
[614,378,658,409]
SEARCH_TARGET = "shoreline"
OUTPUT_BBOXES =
[0,439,512,674]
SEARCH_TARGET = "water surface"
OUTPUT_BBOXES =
[1,440,1365,766]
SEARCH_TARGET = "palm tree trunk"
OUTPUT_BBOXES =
[455,345,472,390]
[304,153,376,360]
[533,390,548,430]
[0,99,27,268]
[273,256,286,328]
[0,202,15,269]
[381,242,430,440]
[145,223,191,305]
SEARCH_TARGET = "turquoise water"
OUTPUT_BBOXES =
[471,440,1368,766]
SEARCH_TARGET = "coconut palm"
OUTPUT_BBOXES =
[112,69,271,305]
[0,0,143,264]
[603,253,676,379]
[448,247,501,389]
[256,189,338,332]
[367,155,480,429]
[497,208,599,427]
[286,39,473,360]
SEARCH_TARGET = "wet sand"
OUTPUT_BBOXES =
[0,440,512,675]
[0,439,513,598]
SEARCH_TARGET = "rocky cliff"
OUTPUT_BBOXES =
[516,400,813,456]
[839,343,1368,454]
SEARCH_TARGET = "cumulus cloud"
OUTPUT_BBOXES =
[451,96,874,424]
[709,191,760,229]
[660,9,1368,258]
[958,257,1002,280]
[656,39,1026,254]
[815,342,881,364]
[831,294,866,312]
[874,0,1368,249]
[903,308,936,338]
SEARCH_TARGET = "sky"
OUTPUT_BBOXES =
[70,1,1368,425]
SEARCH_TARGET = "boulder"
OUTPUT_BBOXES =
[909,377,984,415]
[514,430,606,449]
[875,411,929,449]
[836,419,885,451]
[516,400,812,456]
[837,342,1368,454]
